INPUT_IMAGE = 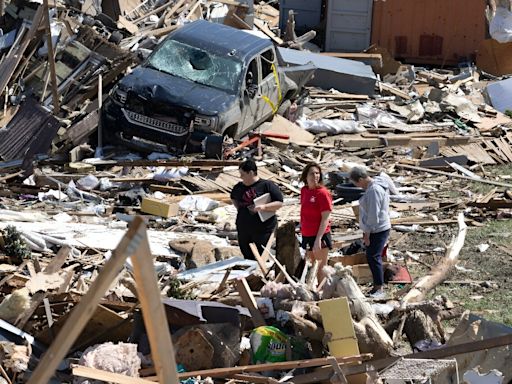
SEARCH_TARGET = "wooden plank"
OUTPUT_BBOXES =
[320,52,382,66]
[253,18,283,45]
[129,219,179,383]
[249,243,269,275]
[26,217,179,384]
[132,0,175,23]
[378,81,411,100]
[176,354,369,379]
[44,246,71,274]
[43,0,59,112]
[72,365,155,384]
[260,231,275,264]
[230,373,280,384]
[396,163,512,189]
[235,278,266,327]
[328,357,348,384]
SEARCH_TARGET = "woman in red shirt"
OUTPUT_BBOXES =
[300,162,333,284]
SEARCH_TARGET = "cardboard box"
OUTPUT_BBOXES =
[477,39,512,76]
[141,197,179,218]
[329,252,367,267]
[351,262,390,284]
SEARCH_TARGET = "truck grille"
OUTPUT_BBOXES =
[122,109,189,136]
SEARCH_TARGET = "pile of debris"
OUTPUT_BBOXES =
[1,0,512,383]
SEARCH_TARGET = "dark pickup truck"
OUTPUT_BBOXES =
[102,20,314,156]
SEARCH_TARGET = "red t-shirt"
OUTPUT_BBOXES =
[300,186,333,237]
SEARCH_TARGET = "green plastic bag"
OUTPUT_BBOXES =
[249,326,289,364]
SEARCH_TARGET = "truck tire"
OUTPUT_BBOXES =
[277,100,291,117]
[204,135,224,159]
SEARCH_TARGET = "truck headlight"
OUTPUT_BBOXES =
[110,85,127,105]
[194,115,218,129]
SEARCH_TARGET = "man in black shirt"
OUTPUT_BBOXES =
[230,160,283,260]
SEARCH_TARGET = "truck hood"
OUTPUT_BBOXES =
[120,67,238,115]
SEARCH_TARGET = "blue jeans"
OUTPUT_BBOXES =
[366,229,390,286]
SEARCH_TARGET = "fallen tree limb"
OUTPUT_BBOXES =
[402,212,467,304]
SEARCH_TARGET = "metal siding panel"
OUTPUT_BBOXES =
[0,98,59,161]
[371,0,487,65]
[278,0,322,31]
[325,0,373,52]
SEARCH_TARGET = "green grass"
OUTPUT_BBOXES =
[426,218,512,326]
[466,163,512,195]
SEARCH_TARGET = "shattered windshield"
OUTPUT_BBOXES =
[147,39,242,93]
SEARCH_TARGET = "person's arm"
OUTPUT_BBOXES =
[313,211,331,252]
[254,181,284,212]
[253,201,283,212]
[313,188,333,253]
[230,184,240,210]
[365,187,383,232]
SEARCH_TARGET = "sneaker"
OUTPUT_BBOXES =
[368,290,386,300]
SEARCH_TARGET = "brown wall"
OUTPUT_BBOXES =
[371,0,488,65]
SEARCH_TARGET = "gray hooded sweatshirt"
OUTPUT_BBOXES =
[358,175,391,234]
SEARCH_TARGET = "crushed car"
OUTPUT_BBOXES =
[102,20,315,157]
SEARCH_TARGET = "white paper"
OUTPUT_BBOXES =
[253,193,274,222]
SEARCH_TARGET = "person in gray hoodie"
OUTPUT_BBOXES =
[349,167,391,298]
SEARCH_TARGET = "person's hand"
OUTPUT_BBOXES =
[313,238,323,254]
[253,204,266,212]
[363,232,370,246]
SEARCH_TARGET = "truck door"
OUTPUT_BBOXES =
[257,48,281,122]
[239,58,262,137]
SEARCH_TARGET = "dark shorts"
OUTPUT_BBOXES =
[301,232,333,251]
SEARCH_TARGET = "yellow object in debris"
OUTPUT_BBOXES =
[261,63,283,115]
[140,197,179,218]
[318,297,366,384]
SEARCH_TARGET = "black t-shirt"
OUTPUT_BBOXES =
[230,179,283,233]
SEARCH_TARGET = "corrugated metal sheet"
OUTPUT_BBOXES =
[371,0,487,65]
[325,0,373,52]
[0,98,60,161]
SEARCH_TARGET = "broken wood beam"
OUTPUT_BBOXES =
[26,218,179,384]
[396,163,512,189]
[235,278,266,327]
[43,0,59,112]
[176,354,370,379]
[249,243,269,275]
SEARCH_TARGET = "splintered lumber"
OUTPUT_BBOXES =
[27,218,179,384]
[402,213,467,304]
[235,278,266,327]
[253,18,283,45]
[249,243,269,275]
[396,163,512,188]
